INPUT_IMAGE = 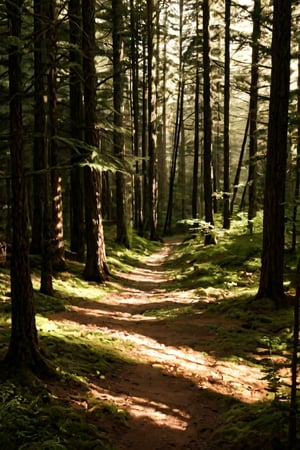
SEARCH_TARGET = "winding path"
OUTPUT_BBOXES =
[52,240,267,449]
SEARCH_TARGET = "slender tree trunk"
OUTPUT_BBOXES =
[82,0,109,281]
[202,0,215,244]
[291,41,300,251]
[147,0,158,240]
[47,0,65,271]
[32,0,54,295]
[113,0,130,248]
[142,34,148,235]
[164,79,185,235]
[179,123,186,219]
[31,0,46,255]
[248,0,261,233]
[164,0,184,235]
[157,7,168,232]
[130,0,143,235]
[192,2,200,219]
[223,0,231,229]
[4,0,48,375]
[288,260,300,448]
[256,0,291,302]
[230,113,250,214]
[69,0,85,260]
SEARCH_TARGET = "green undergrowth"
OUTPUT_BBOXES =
[105,228,162,273]
[149,214,299,447]
[0,219,299,448]
[0,380,121,450]
[0,231,159,450]
[211,400,291,449]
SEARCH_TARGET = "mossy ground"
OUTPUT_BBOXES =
[0,214,299,449]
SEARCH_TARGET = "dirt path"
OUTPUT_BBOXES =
[52,240,268,450]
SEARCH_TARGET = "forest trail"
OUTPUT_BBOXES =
[51,240,268,450]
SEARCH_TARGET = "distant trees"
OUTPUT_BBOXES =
[1,0,300,378]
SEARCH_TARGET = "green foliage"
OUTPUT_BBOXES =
[0,382,114,450]
[0,219,299,448]
[211,401,291,450]
[105,229,162,273]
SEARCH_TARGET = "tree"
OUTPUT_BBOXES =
[247,0,261,233]
[32,0,54,296]
[192,0,201,219]
[4,0,48,375]
[223,0,231,229]
[164,0,184,235]
[82,0,109,281]
[129,0,143,235]
[113,0,130,248]
[147,0,158,240]
[256,0,292,302]
[202,0,215,243]
[69,0,85,260]
[47,0,66,271]
[31,0,46,255]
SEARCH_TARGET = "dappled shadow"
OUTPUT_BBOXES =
[43,332,235,450]
[48,239,293,448]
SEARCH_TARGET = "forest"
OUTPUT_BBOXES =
[0,0,300,448]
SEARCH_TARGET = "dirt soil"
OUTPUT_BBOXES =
[51,240,268,450]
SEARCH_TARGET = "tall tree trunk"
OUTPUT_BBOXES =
[113,0,130,248]
[202,0,215,244]
[179,123,186,219]
[142,36,148,235]
[192,1,200,219]
[288,260,300,447]
[291,41,300,251]
[230,113,250,214]
[32,0,53,296]
[31,0,46,255]
[4,0,47,375]
[164,0,184,235]
[157,7,168,232]
[130,0,143,235]
[256,0,291,302]
[223,0,231,229]
[248,0,261,233]
[82,0,108,281]
[69,0,85,260]
[147,0,158,240]
[47,0,65,271]
[164,79,185,235]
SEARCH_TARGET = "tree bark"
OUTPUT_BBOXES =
[113,0,130,248]
[223,0,231,229]
[130,0,143,235]
[4,0,48,376]
[82,0,109,281]
[202,0,215,244]
[47,0,66,271]
[248,0,261,233]
[192,1,200,219]
[31,0,46,255]
[83,165,108,281]
[256,0,291,302]
[69,0,85,260]
[147,0,158,240]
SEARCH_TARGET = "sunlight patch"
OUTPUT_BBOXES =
[89,384,190,431]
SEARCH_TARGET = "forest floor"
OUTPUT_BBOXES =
[50,239,270,450]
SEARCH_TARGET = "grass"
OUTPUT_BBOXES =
[0,217,299,448]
